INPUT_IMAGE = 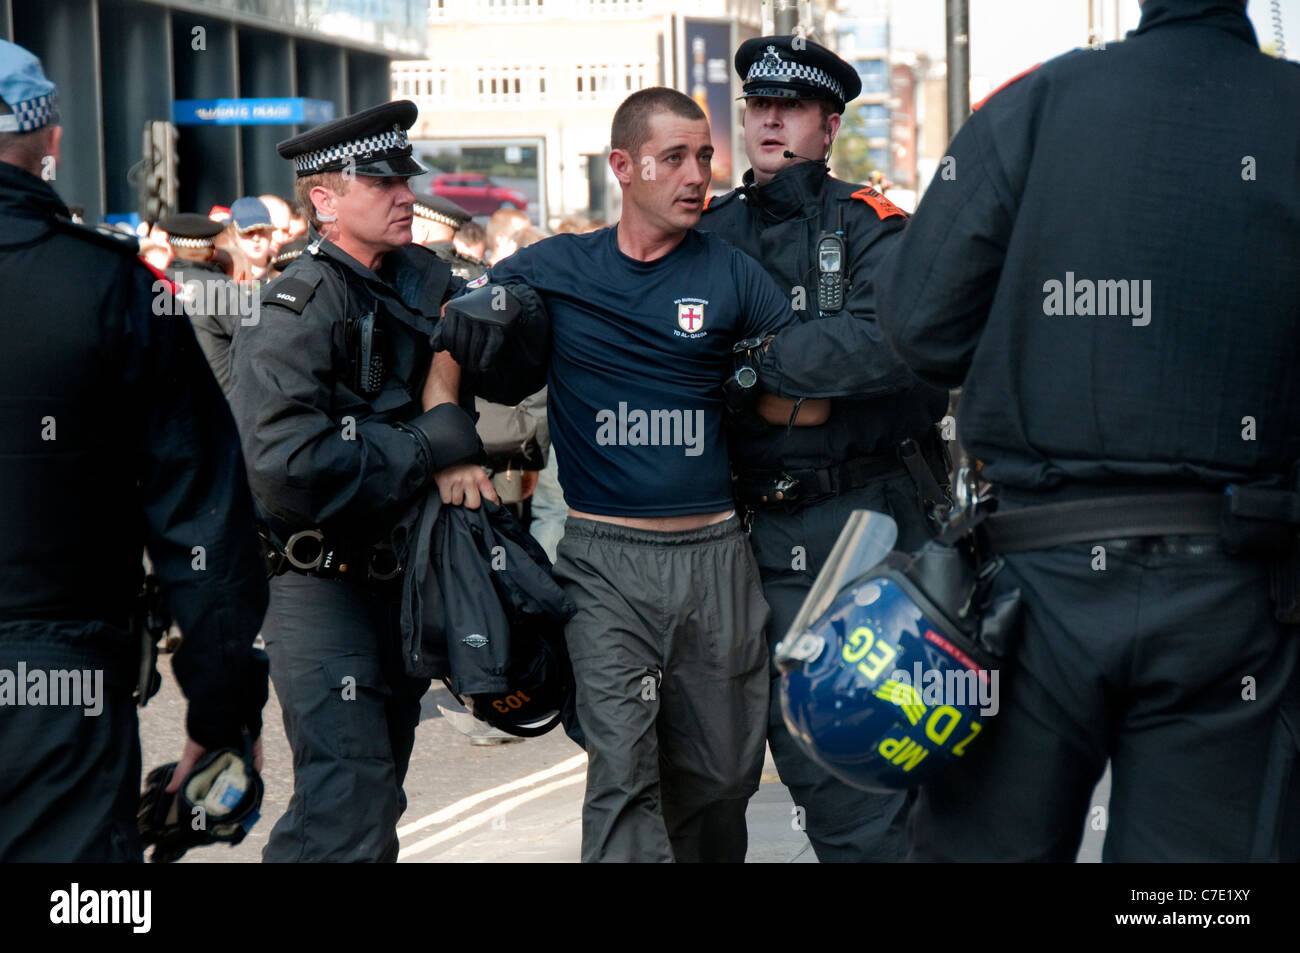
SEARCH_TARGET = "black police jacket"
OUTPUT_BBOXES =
[395,492,575,688]
[166,257,239,397]
[228,230,484,546]
[699,160,947,473]
[877,0,1300,491]
[0,160,268,750]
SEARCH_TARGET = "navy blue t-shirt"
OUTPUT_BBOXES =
[488,227,798,516]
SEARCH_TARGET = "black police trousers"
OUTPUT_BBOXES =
[261,573,430,862]
[748,473,932,862]
[0,622,142,861]
[908,532,1300,861]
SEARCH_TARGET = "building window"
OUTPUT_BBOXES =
[574,63,649,101]
[393,64,453,105]
[470,0,545,18]
[578,0,646,14]
[475,65,549,104]
[857,60,890,95]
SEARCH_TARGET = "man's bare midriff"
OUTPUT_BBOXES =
[567,508,734,532]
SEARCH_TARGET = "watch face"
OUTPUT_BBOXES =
[819,243,842,272]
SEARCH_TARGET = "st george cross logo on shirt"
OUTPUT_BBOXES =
[676,299,707,333]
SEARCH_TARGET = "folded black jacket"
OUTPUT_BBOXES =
[395,492,575,692]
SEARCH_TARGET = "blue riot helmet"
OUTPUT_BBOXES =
[775,510,1020,793]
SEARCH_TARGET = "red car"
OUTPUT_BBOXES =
[430,173,528,216]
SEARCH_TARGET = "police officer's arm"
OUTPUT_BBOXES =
[875,88,1025,388]
[731,246,830,425]
[228,275,482,535]
[129,264,270,752]
[757,212,918,400]
[423,349,499,508]
[437,249,551,405]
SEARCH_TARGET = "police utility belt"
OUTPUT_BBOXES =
[735,434,950,512]
[260,526,402,585]
[974,481,1300,624]
[736,452,908,509]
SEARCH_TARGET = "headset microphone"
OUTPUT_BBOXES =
[783,150,829,164]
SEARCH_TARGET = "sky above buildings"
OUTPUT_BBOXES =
[881,0,1298,95]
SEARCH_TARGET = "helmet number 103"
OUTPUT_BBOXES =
[492,690,532,714]
[841,626,897,682]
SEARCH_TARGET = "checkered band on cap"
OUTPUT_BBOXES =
[414,204,460,228]
[0,91,58,133]
[167,235,215,249]
[293,126,408,175]
[745,46,844,103]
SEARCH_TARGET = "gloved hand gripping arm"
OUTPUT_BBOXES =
[434,281,551,406]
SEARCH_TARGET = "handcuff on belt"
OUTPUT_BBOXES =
[262,527,402,584]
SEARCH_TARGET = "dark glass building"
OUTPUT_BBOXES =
[2,0,427,222]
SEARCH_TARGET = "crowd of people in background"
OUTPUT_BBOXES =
[125,191,609,282]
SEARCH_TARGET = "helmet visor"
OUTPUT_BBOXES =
[776,510,897,668]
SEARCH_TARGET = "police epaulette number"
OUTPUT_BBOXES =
[264,276,319,314]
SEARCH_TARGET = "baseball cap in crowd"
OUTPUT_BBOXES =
[229,197,274,233]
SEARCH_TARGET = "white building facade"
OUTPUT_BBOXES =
[394,0,839,224]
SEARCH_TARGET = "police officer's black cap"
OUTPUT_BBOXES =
[159,212,224,248]
[276,100,426,178]
[413,195,472,228]
[735,35,862,113]
[271,235,308,271]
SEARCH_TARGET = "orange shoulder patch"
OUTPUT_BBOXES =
[972,62,1042,112]
[850,187,906,221]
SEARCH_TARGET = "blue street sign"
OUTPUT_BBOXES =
[172,98,335,126]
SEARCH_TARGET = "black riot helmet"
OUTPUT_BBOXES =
[444,620,576,739]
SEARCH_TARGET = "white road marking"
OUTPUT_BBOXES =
[396,752,588,837]
[398,772,586,860]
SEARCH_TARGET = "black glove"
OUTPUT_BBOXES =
[183,645,270,751]
[436,283,522,373]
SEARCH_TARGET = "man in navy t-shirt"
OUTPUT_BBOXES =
[430,87,826,862]
[486,221,799,517]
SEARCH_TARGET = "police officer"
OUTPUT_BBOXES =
[697,35,949,862]
[0,39,270,861]
[413,196,488,280]
[227,100,493,862]
[268,234,308,279]
[876,0,1300,861]
[160,212,242,396]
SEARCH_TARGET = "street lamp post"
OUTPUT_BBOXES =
[946,0,970,138]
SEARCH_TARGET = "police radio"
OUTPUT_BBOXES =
[346,310,386,396]
[816,233,844,313]
[816,204,846,314]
